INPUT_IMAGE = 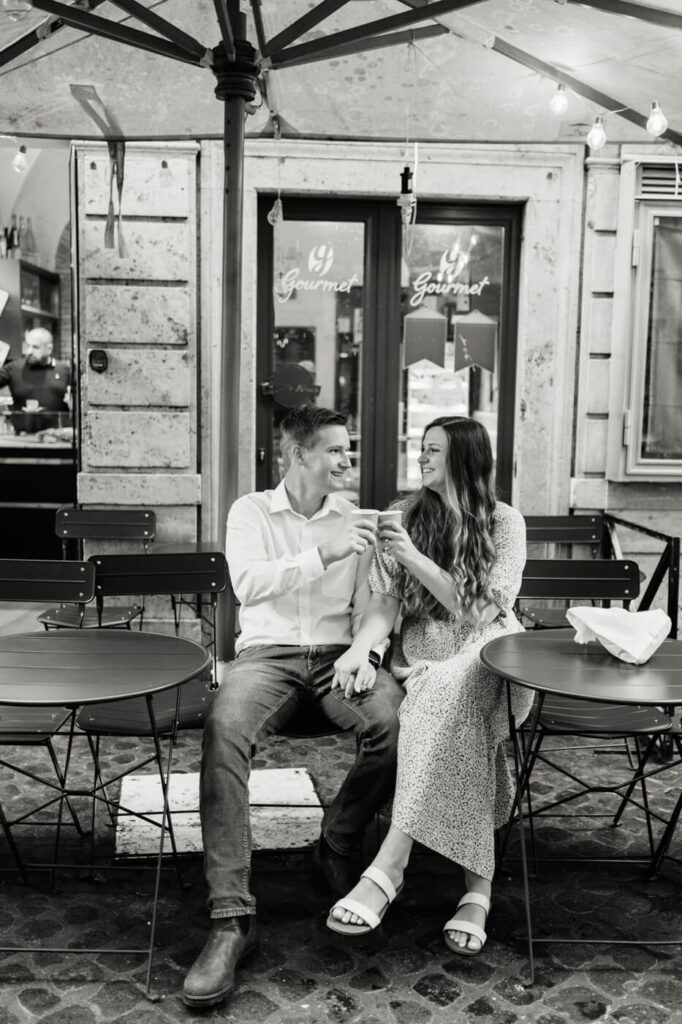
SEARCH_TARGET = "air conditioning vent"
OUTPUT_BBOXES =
[638,163,682,199]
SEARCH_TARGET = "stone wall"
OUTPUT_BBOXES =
[74,142,202,637]
[571,148,681,624]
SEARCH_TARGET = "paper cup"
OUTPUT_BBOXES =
[350,508,379,527]
[378,510,403,526]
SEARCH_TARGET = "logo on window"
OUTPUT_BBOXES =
[308,243,334,276]
[438,244,468,282]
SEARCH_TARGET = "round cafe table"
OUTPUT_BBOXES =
[0,628,210,1000]
[480,629,682,983]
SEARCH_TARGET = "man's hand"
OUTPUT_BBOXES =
[318,522,376,568]
[332,648,377,698]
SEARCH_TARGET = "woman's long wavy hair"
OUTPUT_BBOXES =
[400,417,497,621]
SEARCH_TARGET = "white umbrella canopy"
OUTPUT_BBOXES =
[2,0,681,656]
[0,1,681,146]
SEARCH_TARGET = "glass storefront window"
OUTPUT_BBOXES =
[268,219,365,498]
[398,222,505,493]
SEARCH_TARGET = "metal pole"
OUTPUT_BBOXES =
[211,10,258,662]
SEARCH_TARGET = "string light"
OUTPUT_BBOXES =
[646,101,668,138]
[12,144,28,173]
[586,116,607,151]
[549,83,568,116]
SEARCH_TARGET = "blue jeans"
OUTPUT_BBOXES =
[200,644,404,918]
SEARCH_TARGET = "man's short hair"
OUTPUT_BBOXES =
[279,406,347,467]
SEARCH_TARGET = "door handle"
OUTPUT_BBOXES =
[257,448,267,464]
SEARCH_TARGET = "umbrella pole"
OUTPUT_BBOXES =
[212,20,258,662]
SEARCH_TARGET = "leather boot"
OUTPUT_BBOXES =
[182,916,258,1008]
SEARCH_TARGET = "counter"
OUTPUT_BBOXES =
[0,431,76,558]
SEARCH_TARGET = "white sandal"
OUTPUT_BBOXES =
[443,892,491,956]
[326,865,403,936]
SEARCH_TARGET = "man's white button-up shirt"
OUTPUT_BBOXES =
[227,482,370,653]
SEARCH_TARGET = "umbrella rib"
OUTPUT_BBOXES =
[0,0,108,70]
[269,24,448,70]
[105,0,208,59]
[267,0,482,66]
[29,0,203,66]
[493,37,682,149]
[212,0,236,60]
[250,0,267,55]
[261,0,351,57]
[566,0,682,32]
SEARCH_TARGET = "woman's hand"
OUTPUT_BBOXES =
[332,648,377,698]
[378,521,419,569]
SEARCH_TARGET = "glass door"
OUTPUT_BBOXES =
[398,206,521,501]
[257,199,520,506]
[256,198,401,507]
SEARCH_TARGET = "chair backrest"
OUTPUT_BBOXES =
[519,558,640,602]
[0,558,96,604]
[88,552,227,599]
[55,507,156,556]
[524,515,604,548]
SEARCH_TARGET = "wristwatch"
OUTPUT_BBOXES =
[368,650,382,670]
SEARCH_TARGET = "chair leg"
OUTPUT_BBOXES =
[0,798,28,884]
[45,740,87,837]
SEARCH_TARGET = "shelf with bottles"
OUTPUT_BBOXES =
[20,261,60,320]
[1,214,37,263]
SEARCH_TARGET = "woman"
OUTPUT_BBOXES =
[327,416,533,955]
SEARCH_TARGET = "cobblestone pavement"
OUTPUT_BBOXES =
[1,721,682,1024]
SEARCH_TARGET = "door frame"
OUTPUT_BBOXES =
[256,196,522,505]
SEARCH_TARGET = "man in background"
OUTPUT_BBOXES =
[0,327,71,417]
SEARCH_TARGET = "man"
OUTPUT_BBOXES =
[183,406,403,1009]
[0,327,71,420]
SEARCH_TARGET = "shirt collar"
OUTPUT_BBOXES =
[270,480,345,519]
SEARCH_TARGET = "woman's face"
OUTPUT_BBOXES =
[418,426,450,495]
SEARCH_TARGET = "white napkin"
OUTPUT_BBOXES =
[566,606,672,665]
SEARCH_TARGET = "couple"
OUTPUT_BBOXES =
[183,405,533,1008]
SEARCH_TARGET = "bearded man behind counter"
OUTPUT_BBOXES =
[0,327,71,424]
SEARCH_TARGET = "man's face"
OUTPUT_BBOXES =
[24,333,53,366]
[298,425,352,495]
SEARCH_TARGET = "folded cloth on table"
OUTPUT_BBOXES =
[566,606,672,665]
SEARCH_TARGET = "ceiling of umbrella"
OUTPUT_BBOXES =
[1,0,681,148]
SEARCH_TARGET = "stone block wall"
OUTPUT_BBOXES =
[571,150,681,626]
[74,143,202,638]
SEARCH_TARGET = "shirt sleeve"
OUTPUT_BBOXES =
[487,504,527,612]
[226,496,326,607]
[0,360,12,388]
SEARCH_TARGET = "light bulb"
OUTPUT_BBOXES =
[267,197,283,226]
[2,0,32,21]
[12,144,28,174]
[586,116,606,151]
[550,83,568,116]
[646,101,668,138]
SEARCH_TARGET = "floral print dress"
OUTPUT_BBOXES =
[369,501,533,881]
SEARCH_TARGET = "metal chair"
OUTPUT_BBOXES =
[0,558,96,880]
[75,552,227,874]
[520,517,606,628]
[502,557,675,866]
[38,507,156,630]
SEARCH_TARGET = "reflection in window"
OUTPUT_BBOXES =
[642,218,682,460]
